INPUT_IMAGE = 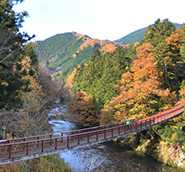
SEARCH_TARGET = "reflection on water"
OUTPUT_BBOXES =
[49,106,183,172]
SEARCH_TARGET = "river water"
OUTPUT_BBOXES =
[48,106,183,172]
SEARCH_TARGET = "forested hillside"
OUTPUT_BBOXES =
[115,23,182,44]
[34,32,125,82]
[34,22,182,84]
[67,19,185,168]
[71,47,132,106]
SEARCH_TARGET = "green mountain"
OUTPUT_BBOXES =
[115,27,148,45]
[34,23,182,82]
[34,32,125,82]
[115,23,182,44]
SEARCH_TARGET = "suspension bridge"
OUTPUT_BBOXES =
[0,102,184,165]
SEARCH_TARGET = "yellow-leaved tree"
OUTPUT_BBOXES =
[101,43,177,124]
[17,56,51,136]
[67,91,99,128]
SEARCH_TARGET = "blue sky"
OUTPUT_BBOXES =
[14,0,185,41]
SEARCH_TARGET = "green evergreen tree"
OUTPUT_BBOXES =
[142,18,176,47]
[72,47,131,106]
[142,19,176,70]
[0,0,34,109]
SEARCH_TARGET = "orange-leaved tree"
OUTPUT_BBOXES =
[101,43,176,124]
[67,91,99,128]
[66,67,77,89]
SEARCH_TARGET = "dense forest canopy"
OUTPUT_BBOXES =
[67,19,185,167]
[71,47,132,105]
[68,19,185,125]
[34,32,125,82]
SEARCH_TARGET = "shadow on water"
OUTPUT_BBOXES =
[49,106,184,172]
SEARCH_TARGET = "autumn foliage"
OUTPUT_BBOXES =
[67,91,99,128]
[101,43,177,123]
[72,31,125,54]
[66,68,77,89]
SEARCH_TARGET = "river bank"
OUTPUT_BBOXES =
[134,138,185,170]
[116,127,185,170]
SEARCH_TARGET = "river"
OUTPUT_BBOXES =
[48,106,183,172]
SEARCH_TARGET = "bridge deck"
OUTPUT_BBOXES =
[0,102,184,165]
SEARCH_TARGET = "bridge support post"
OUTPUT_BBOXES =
[78,135,80,145]
[156,116,158,123]
[87,133,89,143]
[104,130,106,139]
[118,126,120,135]
[55,138,57,150]
[37,137,39,148]
[61,133,63,143]
[67,137,69,147]
[6,140,10,153]
[26,143,29,155]
[42,141,44,152]
[50,135,52,145]
[8,145,12,158]
[23,139,25,150]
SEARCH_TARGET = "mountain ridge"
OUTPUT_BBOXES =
[115,23,182,44]
[34,22,183,82]
[34,31,125,82]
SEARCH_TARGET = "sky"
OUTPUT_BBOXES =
[14,0,185,42]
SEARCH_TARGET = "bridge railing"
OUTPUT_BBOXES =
[2,121,126,144]
[145,102,185,123]
[0,102,184,162]
[4,102,184,145]
[0,118,155,159]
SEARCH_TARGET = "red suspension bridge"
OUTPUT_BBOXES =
[0,102,184,165]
